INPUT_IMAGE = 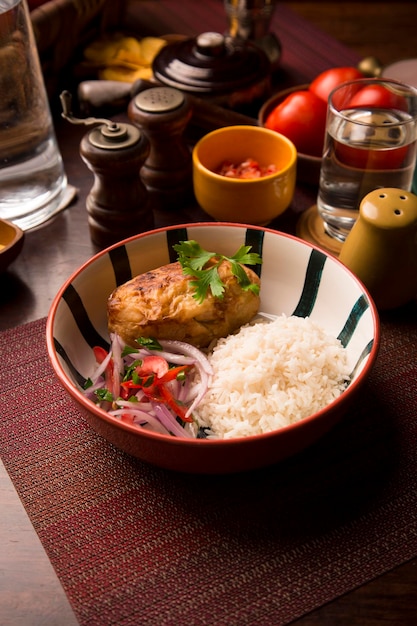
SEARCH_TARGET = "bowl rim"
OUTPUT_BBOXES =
[46,221,381,448]
[192,125,297,182]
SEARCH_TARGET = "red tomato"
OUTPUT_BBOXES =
[309,67,364,102]
[265,90,327,157]
[93,345,110,365]
[335,143,408,171]
[347,84,407,111]
[335,84,409,169]
[136,355,169,379]
[93,346,115,394]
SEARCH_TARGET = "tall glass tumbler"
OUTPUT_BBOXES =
[0,0,67,230]
[316,78,417,242]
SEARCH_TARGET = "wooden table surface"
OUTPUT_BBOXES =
[1,1,417,624]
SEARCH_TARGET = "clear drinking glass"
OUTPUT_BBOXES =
[0,0,68,230]
[316,77,417,242]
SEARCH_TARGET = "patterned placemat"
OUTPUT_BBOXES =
[1,308,417,625]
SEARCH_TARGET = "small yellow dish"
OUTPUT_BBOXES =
[0,218,24,273]
[192,125,297,225]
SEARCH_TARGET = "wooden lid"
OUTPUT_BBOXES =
[152,32,270,97]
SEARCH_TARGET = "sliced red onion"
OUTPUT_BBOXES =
[152,403,194,438]
[142,348,197,366]
[184,380,203,403]
[83,380,104,401]
[85,334,213,438]
[177,375,191,403]
[116,399,153,411]
[185,374,210,418]
[110,408,170,436]
[158,340,213,375]
[88,350,112,385]
[110,407,152,420]
[158,340,213,417]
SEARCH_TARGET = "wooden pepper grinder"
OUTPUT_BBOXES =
[60,91,153,249]
[128,86,193,211]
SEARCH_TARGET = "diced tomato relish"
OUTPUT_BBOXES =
[216,158,277,179]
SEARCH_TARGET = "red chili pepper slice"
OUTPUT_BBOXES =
[93,346,115,394]
[120,413,135,425]
[96,349,193,424]
[158,364,191,384]
[120,376,159,400]
[158,383,193,423]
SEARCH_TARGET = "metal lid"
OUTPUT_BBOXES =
[88,123,141,150]
[59,91,142,150]
[152,32,271,96]
[134,87,185,113]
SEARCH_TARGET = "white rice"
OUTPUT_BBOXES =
[194,314,350,439]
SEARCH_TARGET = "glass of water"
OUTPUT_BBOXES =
[317,77,417,242]
[0,0,68,230]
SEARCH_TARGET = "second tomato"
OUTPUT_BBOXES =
[309,66,364,103]
[348,84,407,111]
[265,90,327,157]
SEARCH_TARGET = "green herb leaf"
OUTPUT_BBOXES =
[184,265,225,303]
[122,345,139,357]
[230,260,251,287]
[123,359,142,382]
[135,337,163,351]
[95,388,114,403]
[174,240,215,270]
[245,282,261,296]
[173,240,262,302]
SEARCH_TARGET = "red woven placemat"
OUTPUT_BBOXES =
[1,308,417,625]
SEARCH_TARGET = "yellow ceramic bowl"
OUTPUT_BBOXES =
[192,125,297,225]
[0,218,24,273]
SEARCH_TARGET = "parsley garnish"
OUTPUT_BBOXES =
[173,240,262,303]
[136,337,163,350]
[121,345,139,357]
[123,359,142,382]
[95,388,114,403]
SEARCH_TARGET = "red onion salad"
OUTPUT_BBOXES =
[83,334,213,438]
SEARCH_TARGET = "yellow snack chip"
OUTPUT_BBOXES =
[84,39,121,64]
[119,37,143,58]
[85,35,166,81]
[108,53,145,70]
[140,37,167,63]
[99,66,154,82]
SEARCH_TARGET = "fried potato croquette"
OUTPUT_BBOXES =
[107,260,260,348]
